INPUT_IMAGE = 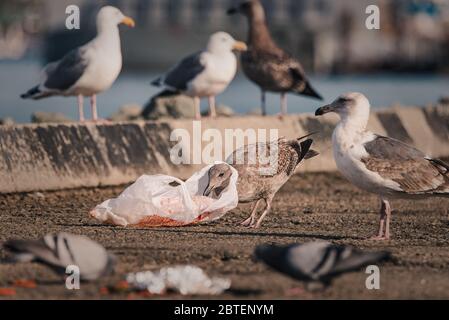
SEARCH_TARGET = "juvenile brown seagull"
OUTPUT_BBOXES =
[204,136,318,228]
[315,92,449,240]
[227,0,323,116]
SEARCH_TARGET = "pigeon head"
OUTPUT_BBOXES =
[97,6,135,31]
[227,1,265,22]
[207,32,247,54]
[203,164,233,199]
[315,92,371,125]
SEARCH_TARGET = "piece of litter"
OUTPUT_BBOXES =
[12,279,37,289]
[0,288,16,296]
[90,163,239,228]
[126,265,231,296]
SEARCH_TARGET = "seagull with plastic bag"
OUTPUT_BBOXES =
[90,162,239,227]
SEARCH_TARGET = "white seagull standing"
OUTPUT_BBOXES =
[21,6,135,122]
[315,92,449,240]
[152,32,247,120]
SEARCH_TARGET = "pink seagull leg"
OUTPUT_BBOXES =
[241,199,262,227]
[371,198,391,240]
[91,95,98,121]
[208,96,217,118]
[78,95,85,122]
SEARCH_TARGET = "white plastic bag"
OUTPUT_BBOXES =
[90,162,239,227]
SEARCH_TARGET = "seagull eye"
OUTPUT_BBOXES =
[219,173,224,177]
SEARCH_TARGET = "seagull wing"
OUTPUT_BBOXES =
[161,51,206,91]
[43,47,89,92]
[362,135,449,195]
[242,50,296,90]
[228,140,295,177]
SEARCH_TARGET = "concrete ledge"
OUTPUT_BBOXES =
[1,105,448,193]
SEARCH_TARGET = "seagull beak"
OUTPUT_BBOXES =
[227,7,238,15]
[233,41,248,52]
[121,16,135,28]
[203,184,214,197]
[315,104,334,116]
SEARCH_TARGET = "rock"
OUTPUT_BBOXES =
[109,104,143,122]
[439,97,449,105]
[31,112,72,124]
[201,105,235,117]
[142,91,195,120]
[0,117,15,126]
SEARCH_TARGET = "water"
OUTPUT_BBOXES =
[1,60,448,123]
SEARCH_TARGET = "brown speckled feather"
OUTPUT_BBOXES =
[362,135,449,195]
[228,139,313,203]
[241,49,307,93]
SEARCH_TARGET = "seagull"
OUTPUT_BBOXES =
[204,135,318,228]
[152,32,247,120]
[21,6,135,122]
[3,233,116,281]
[315,92,449,240]
[227,0,323,116]
[255,242,390,288]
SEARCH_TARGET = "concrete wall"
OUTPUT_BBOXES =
[1,105,448,193]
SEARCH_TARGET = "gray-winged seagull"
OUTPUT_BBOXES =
[227,0,323,116]
[152,32,247,120]
[204,135,318,228]
[21,6,135,122]
[4,232,116,281]
[315,92,449,240]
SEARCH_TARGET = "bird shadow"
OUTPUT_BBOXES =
[129,228,359,241]
[226,288,263,296]
[57,223,363,241]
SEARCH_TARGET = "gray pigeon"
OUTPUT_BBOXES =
[255,242,390,287]
[3,233,116,281]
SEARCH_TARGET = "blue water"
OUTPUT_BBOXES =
[1,60,448,123]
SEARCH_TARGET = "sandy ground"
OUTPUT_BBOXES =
[0,172,449,300]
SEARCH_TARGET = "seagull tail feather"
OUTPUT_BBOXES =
[151,77,164,87]
[21,86,52,100]
[304,149,319,160]
[295,81,323,101]
[298,139,314,163]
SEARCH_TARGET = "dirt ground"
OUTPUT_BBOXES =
[0,172,448,300]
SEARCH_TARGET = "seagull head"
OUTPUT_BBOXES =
[207,32,247,54]
[315,92,371,122]
[97,6,135,30]
[203,164,233,199]
[227,1,265,22]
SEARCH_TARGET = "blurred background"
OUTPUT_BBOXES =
[1,0,449,122]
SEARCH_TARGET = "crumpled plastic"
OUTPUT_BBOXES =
[90,162,239,227]
[126,265,231,295]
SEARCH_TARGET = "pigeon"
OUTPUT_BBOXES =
[21,6,135,121]
[315,92,449,240]
[3,233,116,281]
[255,242,390,287]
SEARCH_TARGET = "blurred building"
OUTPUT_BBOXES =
[2,0,449,73]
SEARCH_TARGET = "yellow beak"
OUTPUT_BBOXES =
[233,41,248,52]
[121,16,136,28]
